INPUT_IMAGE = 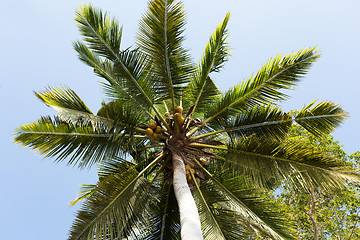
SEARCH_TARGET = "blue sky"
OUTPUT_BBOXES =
[1,0,359,239]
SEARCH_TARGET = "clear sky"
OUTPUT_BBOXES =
[1,0,359,239]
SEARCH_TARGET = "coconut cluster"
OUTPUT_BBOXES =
[145,105,186,141]
[146,122,162,140]
[144,105,209,188]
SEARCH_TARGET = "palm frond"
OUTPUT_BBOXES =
[204,47,320,123]
[68,153,164,240]
[73,41,151,114]
[295,100,349,137]
[193,102,348,144]
[14,116,142,168]
[195,182,250,239]
[97,98,148,131]
[36,86,114,129]
[137,0,193,107]
[75,4,121,60]
[196,160,296,240]
[112,48,156,107]
[36,86,91,113]
[97,156,135,178]
[191,172,226,240]
[70,157,137,207]
[208,104,292,141]
[143,183,181,240]
[75,5,161,118]
[187,13,230,113]
[68,172,148,240]
[223,136,358,190]
[70,184,97,207]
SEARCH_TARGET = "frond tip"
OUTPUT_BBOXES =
[75,4,122,60]
[295,100,349,137]
[136,0,193,106]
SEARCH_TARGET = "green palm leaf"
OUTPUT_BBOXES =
[196,160,296,240]
[68,154,164,240]
[295,100,349,137]
[187,13,230,113]
[191,172,227,240]
[75,5,162,120]
[70,157,138,207]
[75,4,121,60]
[69,184,97,207]
[73,41,152,114]
[144,183,181,240]
[69,172,148,240]
[194,101,347,143]
[195,183,249,239]
[209,104,292,141]
[36,86,115,129]
[14,116,141,168]
[137,0,193,108]
[36,86,91,113]
[97,156,136,178]
[223,136,358,190]
[204,47,320,123]
[96,98,148,131]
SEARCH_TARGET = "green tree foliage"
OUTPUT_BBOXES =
[13,1,359,239]
[279,124,360,239]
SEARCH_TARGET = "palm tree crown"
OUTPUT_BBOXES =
[14,0,358,239]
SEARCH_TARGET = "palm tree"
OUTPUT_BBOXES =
[14,1,358,239]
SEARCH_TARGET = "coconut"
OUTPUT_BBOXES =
[155,125,162,133]
[149,122,157,129]
[174,113,182,120]
[175,106,183,113]
[187,174,192,182]
[152,133,158,139]
[145,128,153,136]
[178,117,185,125]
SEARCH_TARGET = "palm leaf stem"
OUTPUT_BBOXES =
[163,0,176,111]
[163,100,169,113]
[190,112,347,140]
[192,40,224,116]
[192,144,355,181]
[52,106,147,133]
[138,143,165,151]
[77,14,169,130]
[74,152,166,240]
[189,168,226,239]
[190,118,295,140]
[190,117,291,140]
[188,143,226,150]
[191,78,209,117]
[18,131,148,139]
[19,131,112,138]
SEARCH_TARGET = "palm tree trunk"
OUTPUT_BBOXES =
[172,151,203,240]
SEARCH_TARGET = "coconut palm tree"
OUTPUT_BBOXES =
[14,1,358,239]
